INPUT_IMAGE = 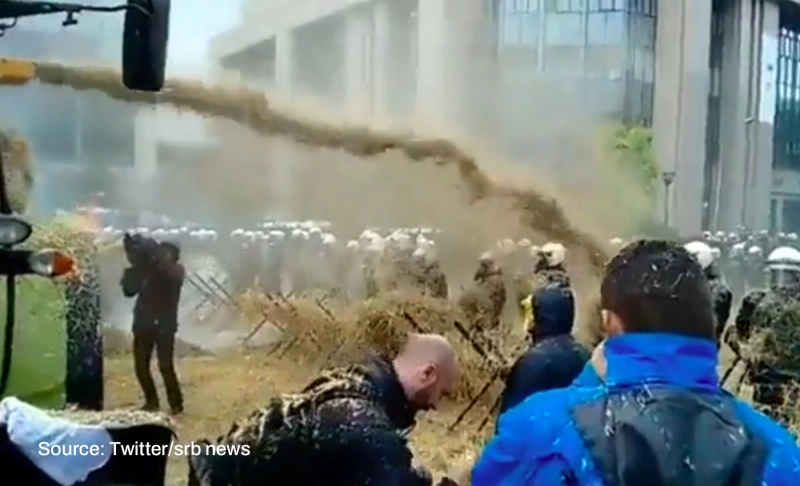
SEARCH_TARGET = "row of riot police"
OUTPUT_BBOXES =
[680,238,800,422]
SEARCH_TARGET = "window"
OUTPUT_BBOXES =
[782,198,800,233]
[587,11,626,45]
[544,11,583,46]
[498,0,540,48]
[774,15,800,169]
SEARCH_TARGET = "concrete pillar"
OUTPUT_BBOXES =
[275,30,295,92]
[371,1,390,115]
[273,30,297,216]
[415,0,448,118]
[716,0,777,231]
[751,1,778,230]
[343,6,371,115]
[652,0,713,235]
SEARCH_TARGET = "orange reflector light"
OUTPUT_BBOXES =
[0,58,36,85]
[29,249,75,277]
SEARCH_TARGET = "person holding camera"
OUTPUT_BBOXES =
[120,233,185,414]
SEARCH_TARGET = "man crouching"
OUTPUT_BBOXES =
[188,333,459,486]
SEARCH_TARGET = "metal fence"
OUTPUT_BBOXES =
[180,263,514,432]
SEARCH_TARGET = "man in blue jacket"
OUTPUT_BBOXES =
[498,284,590,415]
[473,240,800,486]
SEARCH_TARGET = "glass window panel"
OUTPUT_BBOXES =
[606,11,626,43]
[545,12,583,45]
[587,12,606,44]
[521,14,539,45]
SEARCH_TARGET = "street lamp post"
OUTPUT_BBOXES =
[662,170,676,226]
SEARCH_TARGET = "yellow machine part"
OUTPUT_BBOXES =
[0,58,36,86]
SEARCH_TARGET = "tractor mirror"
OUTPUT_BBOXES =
[122,0,171,92]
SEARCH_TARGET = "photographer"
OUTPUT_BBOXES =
[120,233,185,414]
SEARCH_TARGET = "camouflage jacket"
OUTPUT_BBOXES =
[707,275,733,341]
[735,286,800,372]
[189,355,429,486]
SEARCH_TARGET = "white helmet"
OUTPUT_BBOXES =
[360,230,376,242]
[367,236,386,253]
[730,242,746,257]
[322,233,337,245]
[540,242,566,267]
[414,244,436,263]
[392,232,412,250]
[517,239,531,248]
[766,245,800,287]
[683,241,713,269]
[609,237,624,247]
[346,240,359,250]
[766,246,800,270]
[710,247,721,260]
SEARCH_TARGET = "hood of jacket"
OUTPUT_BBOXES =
[604,333,719,390]
[530,285,575,341]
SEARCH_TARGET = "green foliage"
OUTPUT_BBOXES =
[609,123,659,200]
[0,275,67,407]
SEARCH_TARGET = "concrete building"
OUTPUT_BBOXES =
[209,0,800,235]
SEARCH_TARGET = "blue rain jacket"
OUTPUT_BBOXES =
[473,333,800,486]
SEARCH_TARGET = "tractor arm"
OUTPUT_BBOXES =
[0,1,84,20]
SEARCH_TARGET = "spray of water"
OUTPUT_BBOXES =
[3,59,610,273]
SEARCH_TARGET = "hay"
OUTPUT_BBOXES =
[240,290,508,401]
[18,60,609,277]
[102,326,212,358]
[49,406,174,428]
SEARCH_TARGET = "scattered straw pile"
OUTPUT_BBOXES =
[237,290,507,401]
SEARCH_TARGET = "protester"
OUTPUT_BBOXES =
[121,234,186,414]
[498,284,589,416]
[188,333,460,486]
[473,240,800,485]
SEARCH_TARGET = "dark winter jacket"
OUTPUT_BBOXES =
[498,285,589,415]
[188,354,431,486]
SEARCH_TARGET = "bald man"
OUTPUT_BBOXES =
[188,334,459,486]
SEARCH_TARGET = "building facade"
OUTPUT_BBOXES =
[209,0,800,235]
